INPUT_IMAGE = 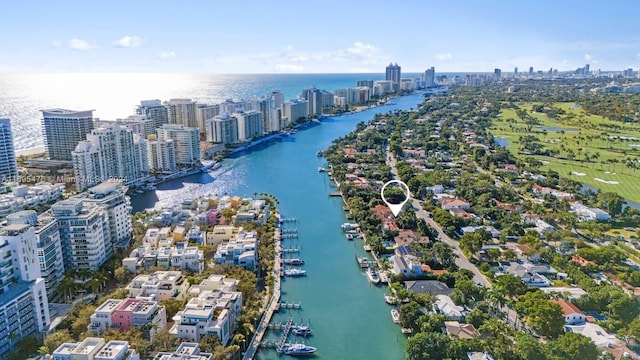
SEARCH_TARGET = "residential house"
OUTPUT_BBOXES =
[53,337,141,360]
[404,280,452,296]
[126,271,189,301]
[154,342,212,360]
[441,198,471,211]
[571,202,610,221]
[444,321,479,339]
[88,298,166,339]
[433,294,466,320]
[550,299,585,325]
[503,262,552,287]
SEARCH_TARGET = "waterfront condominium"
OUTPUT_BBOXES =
[196,104,221,135]
[233,110,263,142]
[0,119,17,183]
[282,99,309,127]
[146,137,178,173]
[206,113,239,144]
[52,198,109,271]
[5,210,64,302]
[0,224,51,357]
[41,108,94,161]
[300,87,324,116]
[424,67,436,87]
[165,99,198,129]
[385,62,402,92]
[155,124,200,167]
[72,123,149,191]
[136,99,169,131]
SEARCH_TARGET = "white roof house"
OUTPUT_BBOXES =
[433,294,466,320]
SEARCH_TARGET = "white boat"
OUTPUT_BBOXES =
[317,167,326,172]
[284,269,307,277]
[391,309,400,324]
[283,258,305,266]
[346,233,354,240]
[366,267,380,284]
[283,343,317,356]
[341,223,358,231]
[292,325,312,336]
[401,327,413,334]
[384,295,398,305]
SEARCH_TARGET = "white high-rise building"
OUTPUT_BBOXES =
[6,210,64,301]
[156,124,200,167]
[137,100,168,131]
[41,109,94,161]
[72,141,101,192]
[196,104,221,135]
[372,80,393,96]
[165,99,197,129]
[76,181,132,251]
[282,100,308,128]
[72,124,149,191]
[147,138,178,173]
[0,223,50,357]
[206,113,238,144]
[233,110,263,142]
[0,119,17,183]
[119,114,156,139]
[52,198,109,271]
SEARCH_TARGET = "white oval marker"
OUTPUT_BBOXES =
[380,180,411,217]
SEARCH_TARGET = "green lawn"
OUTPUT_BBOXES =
[492,102,640,203]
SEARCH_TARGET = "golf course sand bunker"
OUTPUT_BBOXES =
[594,178,619,185]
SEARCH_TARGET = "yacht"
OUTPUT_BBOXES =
[391,309,400,324]
[292,325,312,336]
[346,233,354,240]
[366,267,381,284]
[384,295,398,305]
[316,150,324,157]
[317,167,326,172]
[283,258,305,266]
[283,343,317,356]
[284,269,307,277]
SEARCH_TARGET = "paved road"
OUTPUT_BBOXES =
[388,150,530,334]
[386,150,491,288]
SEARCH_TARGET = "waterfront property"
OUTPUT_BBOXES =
[125,271,189,301]
[154,342,212,360]
[214,229,258,270]
[88,298,166,339]
[170,287,243,346]
[53,337,140,360]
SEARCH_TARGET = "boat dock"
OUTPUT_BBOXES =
[276,318,294,354]
[282,247,301,253]
[329,192,342,197]
[280,217,297,223]
[242,222,283,360]
[277,302,302,310]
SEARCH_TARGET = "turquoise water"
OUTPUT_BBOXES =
[132,93,425,359]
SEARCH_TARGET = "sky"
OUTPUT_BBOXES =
[1,0,639,74]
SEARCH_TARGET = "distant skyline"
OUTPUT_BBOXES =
[1,0,639,73]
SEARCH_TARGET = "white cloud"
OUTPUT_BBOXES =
[114,35,142,48]
[584,54,592,62]
[274,64,304,73]
[68,38,97,51]
[435,53,453,62]
[158,51,176,59]
[50,40,62,49]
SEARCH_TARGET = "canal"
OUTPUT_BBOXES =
[131,93,426,359]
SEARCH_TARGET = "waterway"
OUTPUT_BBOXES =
[131,93,426,359]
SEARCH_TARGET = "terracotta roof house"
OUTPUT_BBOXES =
[550,299,585,325]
